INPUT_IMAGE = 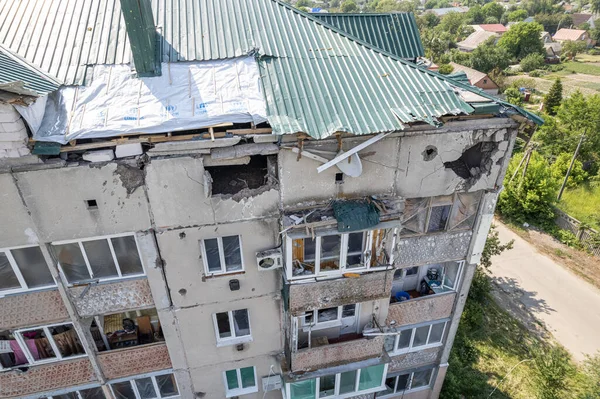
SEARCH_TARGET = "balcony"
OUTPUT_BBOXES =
[98,342,172,380]
[0,289,69,330]
[388,347,442,373]
[395,231,472,267]
[386,293,456,327]
[290,335,385,372]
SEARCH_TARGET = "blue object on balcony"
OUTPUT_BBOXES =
[395,291,411,302]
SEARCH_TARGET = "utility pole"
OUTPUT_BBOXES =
[557,130,586,201]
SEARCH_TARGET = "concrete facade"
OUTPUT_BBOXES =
[0,119,519,399]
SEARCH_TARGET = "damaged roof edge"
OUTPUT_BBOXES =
[275,1,543,127]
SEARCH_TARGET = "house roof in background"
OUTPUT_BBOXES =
[553,28,586,41]
[457,30,498,50]
[448,62,494,86]
[310,13,425,59]
[475,24,508,33]
[428,6,469,16]
[571,13,593,27]
[0,44,61,97]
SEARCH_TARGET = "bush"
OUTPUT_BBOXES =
[505,86,524,106]
[529,69,546,77]
[531,344,575,399]
[521,53,546,72]
[548,64,565,72]
[550,152,588,188]
[552,228,583,249]
[438,63,454,74]
[588,48,600,56]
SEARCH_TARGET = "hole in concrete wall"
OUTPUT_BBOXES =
[335,173,344,184]
[85,199,98,210]
[443,142,497,180]
[422,145,438,161]
[179,232,186,239]
[204,155,277,197]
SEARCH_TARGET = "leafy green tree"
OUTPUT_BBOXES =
[419,12,441,29]
[531,344,575,399]
[374,0,417,11]
[481,1,505,21]
[534,13,573,34]
[466,5,485,24]
[438,12,470,37]
[296,0,313,7]
[421,28,453,61]
[562,40,587,59]
[505,86,524,106]
[544,78,562,116]
[438,63,454,74]
[498,151,560,226]
[484,16,499,24]
[520,53,545,72]
[507,9,529,22]
[340,0,358,11]
[592,0,600,14]
[550,152,588,188]
[523,0,560,16]
[498,22,545,59]
[470,38,511,73]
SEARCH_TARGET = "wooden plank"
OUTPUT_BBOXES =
[225,128,272,135]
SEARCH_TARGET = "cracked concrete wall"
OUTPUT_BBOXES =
[0,173,38,248]
[395,231,472,267]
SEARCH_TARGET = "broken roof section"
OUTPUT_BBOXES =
[0,45,61,98]
[310,13,425,60]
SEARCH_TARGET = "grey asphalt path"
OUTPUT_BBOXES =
[489,222,600,362]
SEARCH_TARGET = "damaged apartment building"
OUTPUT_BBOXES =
[0,1,541,399]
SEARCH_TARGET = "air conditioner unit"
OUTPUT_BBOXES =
[256,248,283,271]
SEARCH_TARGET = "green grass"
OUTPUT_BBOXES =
[562,61,600,76]
[557,183,600,231]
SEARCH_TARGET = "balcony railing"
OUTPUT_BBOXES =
[386,292,456,327]
[97,342,172,380]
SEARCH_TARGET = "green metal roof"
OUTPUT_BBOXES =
[0,44,61,96]
[310,13,425,60]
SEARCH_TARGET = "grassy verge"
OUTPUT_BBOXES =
[556,183,600,231]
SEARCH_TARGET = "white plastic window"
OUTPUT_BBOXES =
[47,387,106,399]
[213,309,252,346]
[0,246,55,295]
[51,234,144,285]
[110,372,179,399]
[201,236,243,276]
[375,367,436,397]
[223,366,257,397]
[384,321,447,355]
[298,304,358,331]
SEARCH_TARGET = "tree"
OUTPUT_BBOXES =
[535,13,573,34]
[296,0,313,7]
[374,0,417,11]
[419,12,441,29]
[481,1,505,22]
[544,78,562,116]
[550,152,588,188]
[421,28,453,61]
[340,0,358,12]
[531,344,575,399]
[438,63,454,74]
[480,225,514,270]
[465,5,485,24]
[505,86,524,106]
[484,16,499,24]
[507,9,528,22]
[520,53,545,72]
[498,22,545,59]
[438,12,469,37]
[562,40,587,59]
[592,0,600,14]
[470,38,511,73]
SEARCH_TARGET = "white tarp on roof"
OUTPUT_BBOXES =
[34,56,267,143]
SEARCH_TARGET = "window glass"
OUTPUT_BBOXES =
[449,192,481,230]
[48,324,84,358]
[156,373,179,397]
[79,387,106,399]
[317,307,338,323]
[216,312,232,338]
[413,326,429,347]
[112,381,136,399]
[292,238,316,277]
[443,262,460,289]
[54,393,78,399]
[225,369,239,390]
[398,329,412,350]
[381,377,397,395]
[405,266,419,276]
[411,369,433,388]
[319,375,335,397]
[11,247,54,288]
[204,238,222,272]
[342,304,356,318]
[111,236,143,276]
[240,366,256,388]
[134,377,157,399]
[320,235,341,271]
[24,328,57,360]
[384,335,395,352]
[304,238,316,262]
[222,236,242,272]
[346,232,364,268]
[396,374,410,391]
[339,370,357,394]
[53,243,91,283]
[83,240,118,278]
[393,269,403,280]
[401,198,428,235]
[0,252,20,290]
[427,205,451,232]
[429,322,445,344]
[289,379,316,399]
[232,309,250,337]
[358,364,385,391]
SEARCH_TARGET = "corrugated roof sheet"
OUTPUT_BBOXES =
[309,13,424,59]
[553,28,586,41]
[0,44,61,96]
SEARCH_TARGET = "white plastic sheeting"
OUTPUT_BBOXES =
[34,57,267,143]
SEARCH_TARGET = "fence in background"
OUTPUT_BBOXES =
[555,208,600,257]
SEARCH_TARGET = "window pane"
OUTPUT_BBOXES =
[339,370,357,394]
[381,377,397,395]
[319,375,335,397]
[216,312,232,338]
[292,238,316,277]
[240,366,256,388]
[413,326,429,347]
[427,205,451,232]
[156,373,179,397]
[48,324,84,358]
[405,266,419,276]
[401,198,428,235]
[54,393,78,399]
[80,387,107,399]
[112,381,136,399]
[83,240,118,279]
[222,236,242,272]
[204,238,222,272]
[398,329,412,350]
[225,369,239,390]
[320,235,340,271]
[384,335,395,352]
[290,379,316,399]
[346,233,363,268]
[393,269,403,280]
[111,236,143,275]
[317,307,338,323]
[11,247,54,288]
[396,374,410,391]
[134,377,157,399]
[23,328,56,360]
[358,364,385,391]
[342,304,356,318]
[304,238,316,262]
[443,262,460,289]
[232,309,250,337]
[428,322,445,344]
[449,192,480,230]
[411,369,433,388]
[53,243,91,283]
[0,252,20,290]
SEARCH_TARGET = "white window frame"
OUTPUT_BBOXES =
[285,363,389,399]
[46,385,105,399]
[0,245,56,296]
[223,366,258,397]
[375,367,436,397]
[52,233,145,286]
[298,304,359,332]
[109,370,180,399]
[423,261,465,294]
[385,320,448,355]
[200,235,244,276]
[212,309,253,347]
[0,322,87,370]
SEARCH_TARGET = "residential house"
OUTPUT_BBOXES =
[540,31,553,43]
[571,13,595,29]
[426,7,469,17]
[553,28,595,46]
[448,63,500,95]
[471,24,508,35]
[0,1,540,399]
[457,30,500,51]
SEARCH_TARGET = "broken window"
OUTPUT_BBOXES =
[51,234,144,285]
[204,155,276,196]
[90,308,161,352]
[391,261,464,302]
[201,235,243,276]
[213,309,252,346]
[296,304,360,348]
[401,192,482,236]
[0,246,55,294]
[224,366,257,397]
[45,387,106,399]
[375,367,436,397]
[109,372,179,399]
[383,320,447,355]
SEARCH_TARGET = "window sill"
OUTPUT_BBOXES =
[204,270,246,279]
[389,342,443,356]
[225,386,258,398]
[67,274,146,288]
[289,265,392,283]
[216,335,253,348]
[302,320,342,332]
[376,385,430,398]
